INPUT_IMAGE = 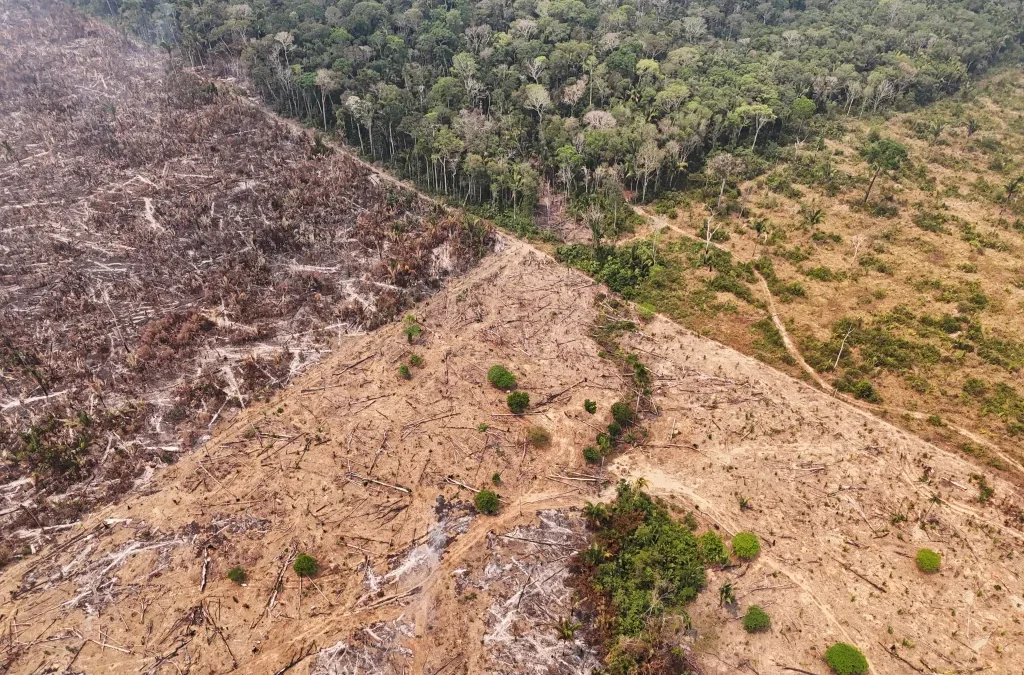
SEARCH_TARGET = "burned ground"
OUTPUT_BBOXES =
[0,0,491,545]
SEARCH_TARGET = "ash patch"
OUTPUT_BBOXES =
[481,509,599,675]
[311,618,414,675]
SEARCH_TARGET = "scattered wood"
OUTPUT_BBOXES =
[347,472,411,494]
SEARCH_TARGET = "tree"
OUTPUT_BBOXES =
[523,84,551,139]
[735,103,776,150]
[314,69,340,131]
[790,96,815,140]
[634,140,664,201]
[860,138,908,203]
[707,153,745,211]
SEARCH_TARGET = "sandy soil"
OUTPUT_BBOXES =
[0,235,1020,674]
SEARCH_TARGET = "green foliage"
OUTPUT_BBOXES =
[742,605,771,633]
[583,445,602,463]
[477,423,489,432]
[731,532,761,560]
[398,364,412,380]
[970,473,995,502]
[474,489,500,515]
[556,242,656,299]
[824,643,869,675]
[506,391,530,414]
[718,581,736,606]
[491,472,502,486]
[487,365,517,390]
[293,553,318,578]
[402,315,422,343]
[555,616,582,640]
[697,531,727,566]
[227,566,247,584]
[575,480,706,641]
[526,425,551,447]
[408,353,424,367]
[610,402,635,427]
[915,548,941,573]
[583,399,598,414]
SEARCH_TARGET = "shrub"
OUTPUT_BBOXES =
[583,445,601,463]
[491,472,502,485]
[698,531,727,566]
[403,314,422,343]
[408,353,424,367]
[824,643,869,675]
[732,532,761,560]
[606,421,622,438]
[742,605,771,633]
[487,365,517,390]
[474,489,500,515]
[293,553,318,577]
[526,425,551,447]
[916,548,941,573]
[398,364,412,380]
[227,566,246,584]
[583,399,597,414]
[507,391,530,414]
[610,401,634,427]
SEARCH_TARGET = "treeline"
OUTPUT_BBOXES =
[79,0,1023,219]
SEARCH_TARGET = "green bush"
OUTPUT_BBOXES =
[742,605,771,633]
[916,548,941,573]
[610,401,634,427]
[583,445,601,463]
[526,425,551,447]
[698,530,728,566]
[408,353,424,367]
[227,566,246,584]
[732,532,761,560]
[583,399,597,414]
[293,553,318,577]
[824,643,869,675]
[474,489,500,515]
[507,391,530,414]
[487,365,518,390]
[403,314,422,343]
[398,364,412,380]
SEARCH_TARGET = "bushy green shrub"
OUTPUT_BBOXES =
[474,489,500,515]
[583,399,597,414]
[610,401,634,427]
[507,391,530,414]
[526,425,551,447]
[398,364,412,380]
[487,365,517,390]
[732,532,761,560]
[916,548,941,573]
[824,643,869,675]
[293,553,318,577]
[698,531,728,566]
[227,566,246,584]
[408,353,424,367]
[583,445,601,463]
[742,605,770,633]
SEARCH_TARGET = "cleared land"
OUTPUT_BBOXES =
[0,0,489,543]
[0,3,1022,675]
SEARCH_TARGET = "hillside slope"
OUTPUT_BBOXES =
[0,238,1020,674]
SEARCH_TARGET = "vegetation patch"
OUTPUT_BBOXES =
[916,548,942,573]
[731,532,761,560]
[506,391,530,414]
[293,553,318,578]
[487,365,517,390]
[742,605,771,633]
[474,489,500,515]
[572,480,706,674]
[824,642,869,675]
[227,566,246,584]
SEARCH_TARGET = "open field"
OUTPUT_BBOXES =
[585,71,1024,477]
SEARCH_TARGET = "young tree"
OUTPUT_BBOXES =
[523,84,551,139]
[860,138,908,203]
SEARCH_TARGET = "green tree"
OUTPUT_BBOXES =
[861,138,908,203]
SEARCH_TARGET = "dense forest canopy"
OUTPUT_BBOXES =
[83,0,1024,221]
